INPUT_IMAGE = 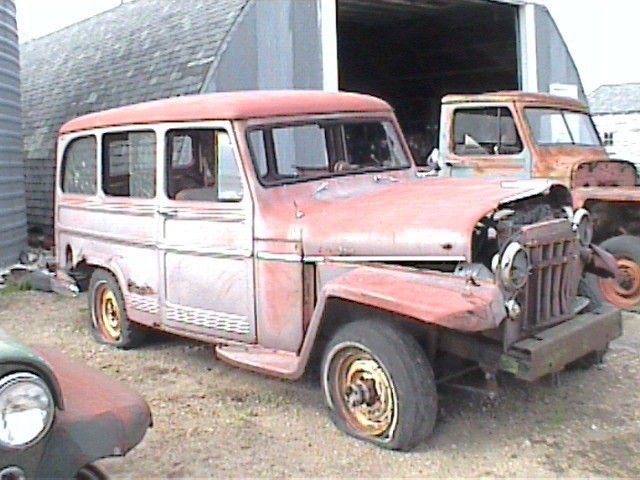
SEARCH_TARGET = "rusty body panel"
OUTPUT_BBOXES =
[55,90,623,449]
[250,173,560,261]
[440,91,609,183]
[0,338,150,478]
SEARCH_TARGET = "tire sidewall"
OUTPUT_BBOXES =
[321,319,437,451]
[88,269,130,348]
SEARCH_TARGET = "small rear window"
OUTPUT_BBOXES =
[61,136,97,194]
[102,131,157,198]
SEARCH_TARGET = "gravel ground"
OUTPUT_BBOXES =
[1,290,639,478]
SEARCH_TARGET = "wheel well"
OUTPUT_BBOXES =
[307,297,439,371]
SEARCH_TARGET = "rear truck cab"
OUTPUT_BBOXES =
[0,329,151,479]
[435,90,640,310]
[55,90,620,451]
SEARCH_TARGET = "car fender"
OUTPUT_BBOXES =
[292,263,507,378]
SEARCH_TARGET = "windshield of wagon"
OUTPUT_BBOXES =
[524,108,602,147]
[247,119,411,186]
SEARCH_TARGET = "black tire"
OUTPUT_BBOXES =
[579,274,606,312]
[594,235,640,310]
[76,464,107,480]
[88,269,146,349]
[321,319,437,451]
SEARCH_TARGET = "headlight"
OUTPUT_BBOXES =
[572,208,593,246]
[500,242,529,290]
[0,372,55,449]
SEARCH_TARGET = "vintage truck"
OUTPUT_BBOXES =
[56,90,621,451]
[429,90,640,310]
[0,329,151,479]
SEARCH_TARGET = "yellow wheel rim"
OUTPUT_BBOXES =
[96,285,122,341]
[332,347,396,437]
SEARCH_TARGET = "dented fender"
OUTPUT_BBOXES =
[316,264,507,331]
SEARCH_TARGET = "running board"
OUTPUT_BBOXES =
[214,344,302,380]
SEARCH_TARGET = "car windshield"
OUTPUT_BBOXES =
[524,108,602,147]
[247,118,411,185]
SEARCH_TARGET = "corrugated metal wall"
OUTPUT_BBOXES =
[0,0,26,269]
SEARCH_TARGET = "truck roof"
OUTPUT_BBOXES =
[59,90,393,134]
[441,91,589,112]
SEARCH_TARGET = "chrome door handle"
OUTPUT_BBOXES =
[157,206,178,217]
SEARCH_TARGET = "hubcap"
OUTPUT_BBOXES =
[331,347,395,437]
[599,257,640,309]
[95,285,122,341]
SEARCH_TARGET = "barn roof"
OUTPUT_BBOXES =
[588,83,640,115]
[21,0,251,160]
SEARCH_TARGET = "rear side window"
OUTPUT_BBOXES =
[61,136,97,194]
[102,131,156,198]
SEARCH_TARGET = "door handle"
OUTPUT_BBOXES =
[157,206,178,217]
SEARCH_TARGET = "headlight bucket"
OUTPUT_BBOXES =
[500,242,530,290]
[0,372,55,449]
[572,208,593,247]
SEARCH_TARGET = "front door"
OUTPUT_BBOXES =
[157,125,255,342]
[444,105,530,179]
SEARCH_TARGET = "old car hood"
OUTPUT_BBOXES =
[259,176,557,260]
[532,146,607,183]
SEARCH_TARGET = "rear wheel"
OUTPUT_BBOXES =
[89,269,146,349]
[595,235,640,310]
[321,319,437,451]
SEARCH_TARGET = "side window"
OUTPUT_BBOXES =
[453,107,522,156]
[166,129,243,202]
[61,136,97,194]
[102,131,156,198]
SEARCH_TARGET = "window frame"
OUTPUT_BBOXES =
[164,127,245,203]
[60,134,98,195]
[451,106,524,157]
[101,129,157,199]
[245,115,412,188]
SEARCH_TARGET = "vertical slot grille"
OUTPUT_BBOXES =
[518,220,581,332]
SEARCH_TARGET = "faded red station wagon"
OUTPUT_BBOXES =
[56,90,621,450]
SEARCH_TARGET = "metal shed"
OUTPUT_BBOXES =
[0,0,25,269]
[20,0,584,242]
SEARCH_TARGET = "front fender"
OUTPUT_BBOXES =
[318,264,507,331]
[289,264,507,379]
[32,347,151,478]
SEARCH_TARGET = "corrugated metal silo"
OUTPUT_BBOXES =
[0,0,26,269]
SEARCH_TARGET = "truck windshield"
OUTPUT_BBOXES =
[524,108,601,147]
[248,119,410,185]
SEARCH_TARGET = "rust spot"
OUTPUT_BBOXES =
[442,243,453,250]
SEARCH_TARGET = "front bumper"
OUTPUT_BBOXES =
[500,306,622,381]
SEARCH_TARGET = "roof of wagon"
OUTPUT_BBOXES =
[442,91,589,112]
[59,90,393,133]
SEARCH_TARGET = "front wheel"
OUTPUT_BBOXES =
[595,235,640,310]
[76,464,107,480]
[321,319,437,451]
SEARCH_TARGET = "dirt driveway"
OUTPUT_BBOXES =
[1,290,638,478]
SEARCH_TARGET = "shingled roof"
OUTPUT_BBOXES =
[21,0,251,161]
[588,83,640,115]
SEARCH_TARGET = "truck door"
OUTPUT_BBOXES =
[158,125,255,342]
[442,104,531,179]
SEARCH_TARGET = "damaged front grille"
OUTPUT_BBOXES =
[518,219,582,332]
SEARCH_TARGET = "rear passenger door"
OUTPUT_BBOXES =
[158,125,255,342]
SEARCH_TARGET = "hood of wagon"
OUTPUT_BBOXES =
[255,176,560,261]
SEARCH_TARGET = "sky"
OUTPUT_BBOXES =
[15,0,640,94]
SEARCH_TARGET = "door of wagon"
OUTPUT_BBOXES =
[444,104,530,179]
[158,125,255,342]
